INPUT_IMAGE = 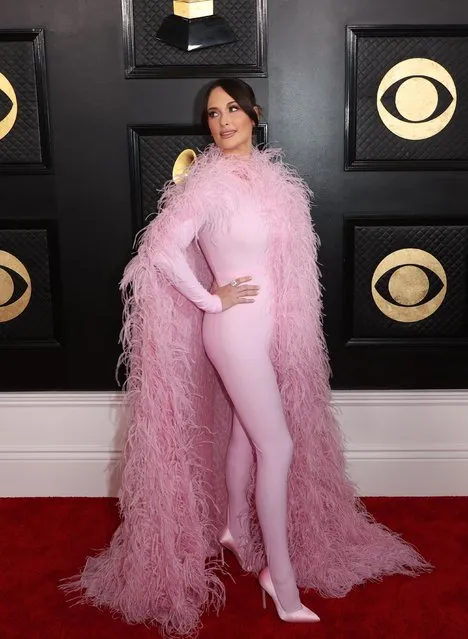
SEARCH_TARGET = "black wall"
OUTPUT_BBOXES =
[269,1,468,388]
[1,1,468,390]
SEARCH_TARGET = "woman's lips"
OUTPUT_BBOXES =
[220,130,236,139]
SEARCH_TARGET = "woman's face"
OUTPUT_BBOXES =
[207,86,257,156]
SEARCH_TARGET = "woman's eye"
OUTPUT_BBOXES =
[229,105,239,112]
[208,111,218,118]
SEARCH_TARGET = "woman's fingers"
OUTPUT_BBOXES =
[236,284,260,292]
[236,288,259,296]
[233,279,259,305]
[217,276,260,310]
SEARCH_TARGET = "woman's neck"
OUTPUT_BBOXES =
[221,142,253,159]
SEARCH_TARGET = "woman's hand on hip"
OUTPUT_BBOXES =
[211,276,260,311]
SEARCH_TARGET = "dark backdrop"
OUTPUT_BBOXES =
[269,1,468,388]
[1,0,467,390]
[0,1,267,389]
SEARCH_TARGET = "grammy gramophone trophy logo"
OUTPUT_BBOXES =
[157,0,237,51]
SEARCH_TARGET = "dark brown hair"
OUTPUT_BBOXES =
[201,78,261,130]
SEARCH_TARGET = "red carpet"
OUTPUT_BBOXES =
[0,497,466,638]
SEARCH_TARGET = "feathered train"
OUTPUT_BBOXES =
[62,145,431,636]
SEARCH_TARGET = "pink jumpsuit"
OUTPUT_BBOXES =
[157,200,301,612]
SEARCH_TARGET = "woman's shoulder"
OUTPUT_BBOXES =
[254,146,298,176]
[186,144,222,177]
[255,146,311,193]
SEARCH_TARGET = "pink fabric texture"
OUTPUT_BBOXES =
[63,146,431,636]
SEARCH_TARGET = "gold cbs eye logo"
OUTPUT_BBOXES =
[371,248,447,323]
[0,251,32,323]
[377,58,457,140]
[0,73,18,140]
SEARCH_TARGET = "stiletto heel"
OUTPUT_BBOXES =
[258,567,320,623]
[262,587,266,609]
[218,527,251,571]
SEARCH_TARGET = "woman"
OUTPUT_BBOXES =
[64,79,430,636]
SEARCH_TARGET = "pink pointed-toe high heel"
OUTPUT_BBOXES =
[259,567,320,623]
[219,527,251,571]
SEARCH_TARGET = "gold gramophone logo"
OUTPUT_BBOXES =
[371,248,447,322]
[0,72,18,140]
[0,251,32,323]
[172,148,197,184]
[377,58,457,140]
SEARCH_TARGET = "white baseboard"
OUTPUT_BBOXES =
[0,391,467,497]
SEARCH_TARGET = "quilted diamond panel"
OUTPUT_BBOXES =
[0,38,43,165]
[353,32,468,163]
[349,223,468,340]
[0,228,55,342]
[127,0,265,75]
[139,133,212,223]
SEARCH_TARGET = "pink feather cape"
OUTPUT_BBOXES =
[63,146,431,636]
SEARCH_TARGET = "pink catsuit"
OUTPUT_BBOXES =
[156,197,301,612]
